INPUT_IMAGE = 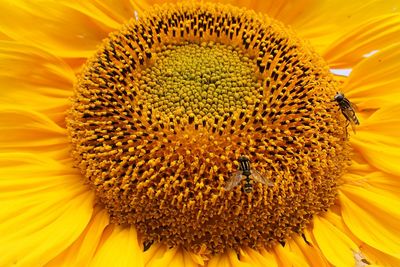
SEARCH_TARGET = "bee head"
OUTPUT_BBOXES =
[333,92,344,102]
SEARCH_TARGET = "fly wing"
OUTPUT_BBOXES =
[250,170,274,186]
[225,171,243,191]
[348,119,357,134]
[349,100,359,112]
[341,107,359,133]
[342,99,359,123]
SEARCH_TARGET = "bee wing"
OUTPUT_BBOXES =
[250,170,274,186]
[224,171,244,191]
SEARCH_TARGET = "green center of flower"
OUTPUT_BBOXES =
[139,42,259,119]
[67,2,351,255]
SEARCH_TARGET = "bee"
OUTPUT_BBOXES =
[225,156,274,193]
[334,92,359,133]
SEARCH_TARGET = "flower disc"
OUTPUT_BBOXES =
[67,2,351,254]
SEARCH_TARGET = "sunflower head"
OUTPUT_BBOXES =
[67,2,351,254]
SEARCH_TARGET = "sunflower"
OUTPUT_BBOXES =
[1,0,400,266]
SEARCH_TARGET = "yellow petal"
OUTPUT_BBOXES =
[207,250,253,267]
[60,0,138,30]
[0,152,87,204]
[273,243,310,267]
[0,1,112,58]
[0,42,72,157]
[0,40,74,87]
[0,108,69,158]
[204,0,394,54]
[0,30,10,40]
[181,250,201,267]
[324,14,400,68]
[146,247,201,267]
[239,248,278,267]
[288,0,400,53]
[146,248,200,267]
[144,243,168,265]
[339,185,400,258]
[146,247,180,267]
[292,231,330,267]
[0,153,94,266]
[45,208,109,267]
[342,171,400,199]
[215,0,319,25]
[128,0,177,12]
[313,216,358,266]
[187,251,206,266]
[0,41,73,124]
[351,105,400,176]
[343,43,400,109]
[360,243,400,267]
[347,161,376,176]
[90,225,144,267]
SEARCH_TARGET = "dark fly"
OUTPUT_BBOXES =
[334,92,359,133]
[225,156,273,193]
